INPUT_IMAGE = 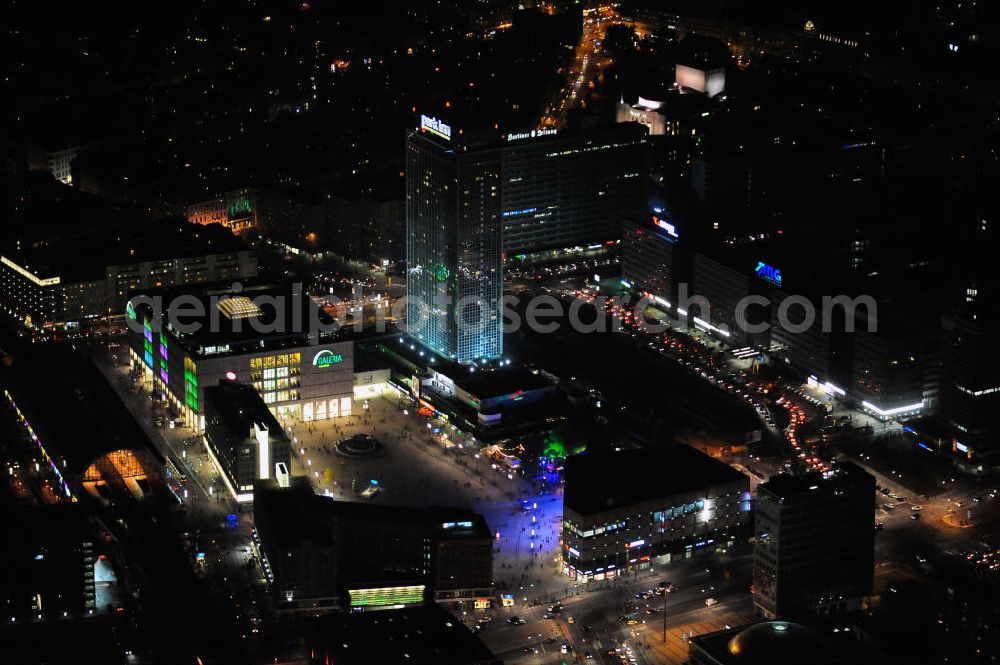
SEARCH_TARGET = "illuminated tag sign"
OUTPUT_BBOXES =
[313,350,344,368]
[652,215,678,239]
[420,115,452,140]
[755,261,782,286]
[506,128,557,141]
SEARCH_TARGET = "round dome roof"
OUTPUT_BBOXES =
[726,621,834,665]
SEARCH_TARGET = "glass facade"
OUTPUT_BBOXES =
[406,131,503,363]
[501,125,648,255]
[250,353,302,405]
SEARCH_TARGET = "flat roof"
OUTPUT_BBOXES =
[253,480,492,548]
[564,445,747,515]
[204,380,289,442]
[0,344,161,477]
[4,217,250,283]
[253,478,336,548]
[452,367,553,399]
[129,280,369,358]
[315,604,501,665]
[3,504,95,617]
[758,461,874,500]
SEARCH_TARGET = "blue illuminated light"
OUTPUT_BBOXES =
[502,207,537,218]
[755,261,782,286]
[652,215,679,239]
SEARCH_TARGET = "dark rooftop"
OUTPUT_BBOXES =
[1,504,96,621]
[759,461,874,500]
[204,380,289,442]
[4,217,250,283]
[0,343,162,478]
[315,604,502,665]
[452,366,553,399]
[129,280,367,357]
[563,445,747,515]
[252,478,336,549]
[690,620,837,665]
[253,480,491,549]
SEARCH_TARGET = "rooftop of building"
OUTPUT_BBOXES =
[314,603,501,665]
[2,504,96,618]
[691,620,837,665]
[253,478,337,549]
[451,367,554,399]
[129,280,374,358]
[3,217,250,283]
[0,620,125,665]
[426,507,492,540]
[253,479,492,549]
[563,444,747,515]
[759,461,874,500]
[409,114,648,152]
[621,85,716,115]
[204,380,289,442]
[0,343,162,479]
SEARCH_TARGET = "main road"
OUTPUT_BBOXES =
[480,551,755,664]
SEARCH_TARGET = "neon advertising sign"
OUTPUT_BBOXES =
[313,350,344,368]
[652,215,678,239]
[755,261,782,286]
[420,115,452,140]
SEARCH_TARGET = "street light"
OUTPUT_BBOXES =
[660,581,669,642]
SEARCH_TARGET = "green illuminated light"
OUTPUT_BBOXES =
[313,350,344,368]
[348,585,425,607]
[430,262,450,282]
[542,434,566,460]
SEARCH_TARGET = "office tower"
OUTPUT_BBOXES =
[406,116,503,363]
[753,462,875,619]
[622,214,678,305]
[939,301,1000,462]
[501,122,648,256]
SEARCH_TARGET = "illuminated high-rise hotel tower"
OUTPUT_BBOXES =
[406,115,503,363]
